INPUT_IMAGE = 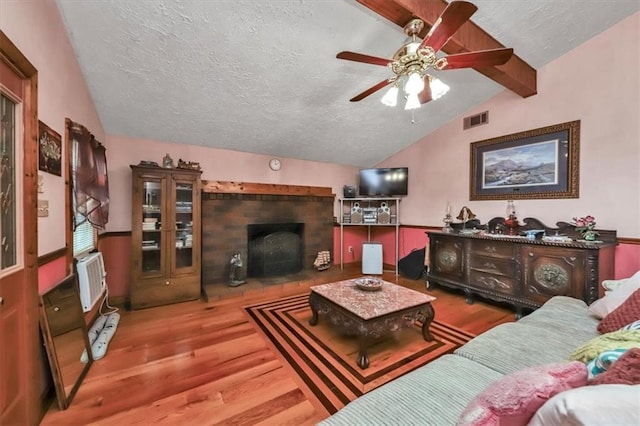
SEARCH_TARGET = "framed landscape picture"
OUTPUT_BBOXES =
[38,120,62,176]
[470,120,580,200]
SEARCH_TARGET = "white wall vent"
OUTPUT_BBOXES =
[463,111,489,130]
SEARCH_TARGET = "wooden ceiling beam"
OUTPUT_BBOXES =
[357,0,537,98]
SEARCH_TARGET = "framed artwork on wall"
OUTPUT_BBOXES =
[38,120,62,176]
[470,120,580,200]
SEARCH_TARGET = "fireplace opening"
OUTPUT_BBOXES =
[247,223,304,278]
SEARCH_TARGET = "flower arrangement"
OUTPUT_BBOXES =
[572,215,599,241]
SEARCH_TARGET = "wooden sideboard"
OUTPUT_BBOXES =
[426,218,617,317]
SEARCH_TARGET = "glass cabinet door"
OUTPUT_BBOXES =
[140,179,164,276]
[172,178,195,273]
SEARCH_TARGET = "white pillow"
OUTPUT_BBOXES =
[528,384,640,426]
[589,271,640,319]
[603,278,630,292]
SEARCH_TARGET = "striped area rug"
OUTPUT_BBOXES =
[245,293,476,414]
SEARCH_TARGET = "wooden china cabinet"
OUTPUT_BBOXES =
[130,165,202,309]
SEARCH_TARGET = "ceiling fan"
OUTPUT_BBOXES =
[337,0,514,110]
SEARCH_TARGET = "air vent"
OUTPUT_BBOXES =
[463,111,489,130]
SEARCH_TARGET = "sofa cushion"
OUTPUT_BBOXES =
[588,271,640,319]
[517,295,598,336]
[597,288,640,333]
[456,361,587,426]
[588,347,640,385]
[528,384,640,426]
[454,322,595,375]
[318,354,504,426]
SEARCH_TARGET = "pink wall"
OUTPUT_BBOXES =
[615,244,640,279]
[378,13,639,240]
[1,0,105,259]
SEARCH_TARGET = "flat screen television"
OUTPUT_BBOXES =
[359,167,409,197]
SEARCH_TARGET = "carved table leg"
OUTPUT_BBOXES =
[357,335,370,369]
[421,303,435,342]
[309,304,319,326]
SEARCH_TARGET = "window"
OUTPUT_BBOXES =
[1,91,23,273]
[72,218,95,257]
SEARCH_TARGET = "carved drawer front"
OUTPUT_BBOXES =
[468,271,516,296]
[470,240,515,260]
[523,246,586,305]
[470,256,516,278]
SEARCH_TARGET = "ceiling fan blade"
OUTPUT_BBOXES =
[419,1,478,52]
[438,48,514,70]
[350,79,393,102]
[337,51,392,67]
[419,78,432,104]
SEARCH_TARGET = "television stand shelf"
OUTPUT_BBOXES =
[339,198,401,275]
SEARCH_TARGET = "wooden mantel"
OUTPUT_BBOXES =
[201,180,335,197]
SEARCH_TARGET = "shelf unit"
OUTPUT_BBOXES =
[130,165,202,309]
[339,197,401,275]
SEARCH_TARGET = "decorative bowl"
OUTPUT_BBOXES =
[354,277,383,291]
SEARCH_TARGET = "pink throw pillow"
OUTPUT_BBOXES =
[457,362,588,426]
[589,348,640,385]
[597,288,640,333]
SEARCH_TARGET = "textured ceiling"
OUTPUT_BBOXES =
[55,0,639,167]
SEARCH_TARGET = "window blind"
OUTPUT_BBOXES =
[73,216,95,256]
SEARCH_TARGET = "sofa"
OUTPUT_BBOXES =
[319,294,639,425]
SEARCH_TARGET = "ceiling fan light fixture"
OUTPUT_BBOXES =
[404,93,421,110]
[429,76,450,100]
[404,72,424,95]
[381,85,399,107]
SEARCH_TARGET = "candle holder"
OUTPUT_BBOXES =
[442,214,453,233]
[504,200,519,235]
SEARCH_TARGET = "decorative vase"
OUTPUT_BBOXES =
[583,231,597,241]
[162,153,174,168]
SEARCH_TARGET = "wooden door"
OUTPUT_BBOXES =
[0,32,40,425]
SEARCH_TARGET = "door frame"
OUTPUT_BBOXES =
[0,30,40,424]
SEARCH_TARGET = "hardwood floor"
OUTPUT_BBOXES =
[41,265,515,425]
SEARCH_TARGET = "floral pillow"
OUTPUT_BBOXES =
[456,362,587,426]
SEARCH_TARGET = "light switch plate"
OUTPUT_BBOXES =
[37,200,49,217]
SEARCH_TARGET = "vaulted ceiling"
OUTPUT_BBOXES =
[55,0,639,167]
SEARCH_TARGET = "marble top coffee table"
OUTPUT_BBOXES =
[308,279,436,369]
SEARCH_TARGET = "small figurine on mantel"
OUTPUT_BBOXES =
[229,252,246,287]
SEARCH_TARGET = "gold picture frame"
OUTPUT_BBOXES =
[470,120,580,200]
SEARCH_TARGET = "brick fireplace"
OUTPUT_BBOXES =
[201,181,335,288]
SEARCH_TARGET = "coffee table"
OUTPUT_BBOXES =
[308,279,436,369]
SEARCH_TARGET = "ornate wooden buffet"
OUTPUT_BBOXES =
[426,217,617,317]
